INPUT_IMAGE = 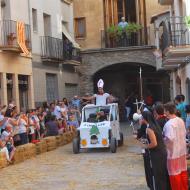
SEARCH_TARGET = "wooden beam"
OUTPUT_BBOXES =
[142,0,148,44]
[123,0,125,19]
[111,0,114,25]
[113,0,118,25]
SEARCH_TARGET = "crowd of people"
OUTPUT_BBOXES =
[135,94,190,190]
[0,96,85,163]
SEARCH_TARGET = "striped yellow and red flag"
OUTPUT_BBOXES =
[16,21,30,55]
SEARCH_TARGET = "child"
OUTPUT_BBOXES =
[67,113,79,132]
[57,118,67,134]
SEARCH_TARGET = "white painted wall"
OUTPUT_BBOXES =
[61,2,74,38]
[30,0,61,54]
[0,0,75,55]
[9,0,30,23]
[185,0,190,15]
[171,63,190,102]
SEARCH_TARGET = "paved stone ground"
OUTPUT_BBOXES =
[0,123,148,190]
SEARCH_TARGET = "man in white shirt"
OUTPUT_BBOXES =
[53,103,62,119]
[118,17,128,29]
[82,79,114,106]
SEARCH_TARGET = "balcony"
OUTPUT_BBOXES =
[0,20,31,52]
[101,27,148,48]
[158,0,173,5]
[160,16,190,69]
[41,36,81,65]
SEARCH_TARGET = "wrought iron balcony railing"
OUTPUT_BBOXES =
[41,36,81,62]
[0,20,31,50]
[41,36,63,61]
[160,16,190,50]
[158,0,173,5]
[101,28,148,48]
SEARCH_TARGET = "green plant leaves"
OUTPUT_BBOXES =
[90,125,100,136]
[107,23,142,39]
[185,16,190,28]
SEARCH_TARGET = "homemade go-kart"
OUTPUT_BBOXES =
[73,103,124,154]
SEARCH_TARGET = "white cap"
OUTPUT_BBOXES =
[133,113,142,121]
[97,79,104,88]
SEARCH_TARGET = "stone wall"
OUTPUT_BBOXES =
[78,46,156,95]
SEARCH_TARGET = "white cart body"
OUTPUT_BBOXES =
[79,103,120,149]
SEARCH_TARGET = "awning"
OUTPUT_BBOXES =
[62,25,80,49]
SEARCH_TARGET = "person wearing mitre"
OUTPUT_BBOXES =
[82,79,113,106]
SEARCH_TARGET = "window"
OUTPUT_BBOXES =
[75,17,86,38]
[43,13,51,36]
[46,73,58,102]
[62,21,69,31]
[32,8,38,32]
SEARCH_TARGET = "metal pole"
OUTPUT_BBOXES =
[140,67,143,101]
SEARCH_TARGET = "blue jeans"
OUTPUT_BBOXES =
[125,107,131,120]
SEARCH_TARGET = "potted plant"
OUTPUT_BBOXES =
[107,25,124,47]
[185,16,190,30]
[7,33,16,45]
[125,22,142,36]
[107,25,124,39]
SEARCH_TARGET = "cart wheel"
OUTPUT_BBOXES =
[73,137,80,154]
[110,137,117,153]
[118,132,124,147]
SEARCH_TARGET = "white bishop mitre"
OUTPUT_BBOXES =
[97,79,104,88]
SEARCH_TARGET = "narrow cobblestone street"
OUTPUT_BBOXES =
[0,123,148,190]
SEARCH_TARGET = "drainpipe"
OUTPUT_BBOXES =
[27,0,32,50]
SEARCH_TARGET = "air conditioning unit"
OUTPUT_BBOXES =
[158,0,173,5]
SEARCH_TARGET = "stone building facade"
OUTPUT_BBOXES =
[30,0,80,105]
[0,0,34,111]
[0,0,81,110]
[74,0,171,103]
[153,0,190,102]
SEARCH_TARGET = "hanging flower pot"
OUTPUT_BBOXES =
[7,33,16,46]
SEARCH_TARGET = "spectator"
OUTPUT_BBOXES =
[37,107,46,138]
[45,115,59,136]
[163,102,188,190]
[0,139,11,163]
[175,95,186,121]
[53,102,62,120]
[57,118,66,134]
[124,94,133,121]
[118,17,128,29]
[67,113,79,131]
[153,104,167,131]
[28,110,36,142]
[42,101,49,112]
[71,95,81,111]
[1,125,16,162]
[137,111,171,190]
[18,113,28,145]
[63,97,69,107]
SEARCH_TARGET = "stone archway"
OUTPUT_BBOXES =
[78,47,156,95]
